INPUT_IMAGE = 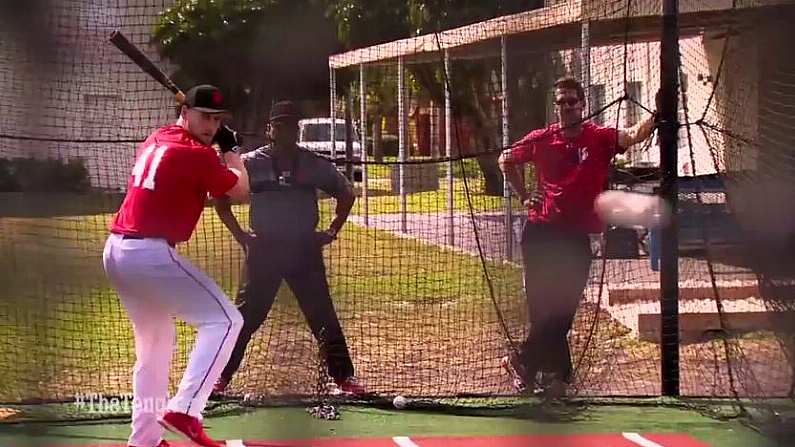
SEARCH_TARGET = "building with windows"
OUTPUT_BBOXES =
[0,1,176,190]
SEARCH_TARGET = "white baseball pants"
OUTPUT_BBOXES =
[103,234,243,447]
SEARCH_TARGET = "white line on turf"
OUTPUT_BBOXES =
[623,432,665,447]
[226,440,246,447]
[392,436,421,447]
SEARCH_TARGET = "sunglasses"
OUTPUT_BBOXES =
[554,98,581,107]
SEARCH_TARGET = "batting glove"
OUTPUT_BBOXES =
[214,125,241,153]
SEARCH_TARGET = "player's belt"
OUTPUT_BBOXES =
[119,234,175,247]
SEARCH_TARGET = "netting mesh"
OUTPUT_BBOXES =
[1,0,794,428]
[321,0,795,402]
[1,0,176,404]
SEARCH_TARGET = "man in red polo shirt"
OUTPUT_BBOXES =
[498,77,657,396]
[104,85,248,447]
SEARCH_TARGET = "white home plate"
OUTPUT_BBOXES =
[226,440,246,447]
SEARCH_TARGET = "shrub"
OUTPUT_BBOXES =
[0,158,20,191]
[0,157,90,192]
[450,157,482,179]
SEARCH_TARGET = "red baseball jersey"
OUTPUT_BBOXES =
[507,121,623,234]
[110,125,238,244]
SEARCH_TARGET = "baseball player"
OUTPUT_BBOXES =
[212,101,364,396]
[103,84,248,447]
[498,77,657,396]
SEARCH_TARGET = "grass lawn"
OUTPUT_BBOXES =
[353,156,535,215]
[0,194,524,402]
[0,192,789,442]
[351,176,524,215]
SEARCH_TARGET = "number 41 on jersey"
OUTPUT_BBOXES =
[131,144,169,190]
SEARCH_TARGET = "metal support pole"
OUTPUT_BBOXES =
[344,91,354,180]
[445,50,454,246]
[330,68,337,159]
[360,64,368,226]
[398,56,407,233]
[430,101,439,159]
[581,21,592,116]
[660,0,681,397]
[501,36,513,261]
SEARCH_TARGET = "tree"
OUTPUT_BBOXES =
[311,0,410,161]
[316,0,409,48]
[318,0,546,195]
[152,0,341,138]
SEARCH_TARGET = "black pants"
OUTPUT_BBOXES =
[221,236,354,383]
[517,222,592,384]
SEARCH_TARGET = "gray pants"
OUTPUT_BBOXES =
[517,222,592,384]
[221,236,354,383]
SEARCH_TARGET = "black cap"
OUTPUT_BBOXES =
[184,84,227,113]
[269,101,301,122]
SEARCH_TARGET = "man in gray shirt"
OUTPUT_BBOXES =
[213,101,363,395]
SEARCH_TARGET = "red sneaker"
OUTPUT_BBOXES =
[336,376,366,395]
[128,440,171,447]
[211,376,229,396]
[158,411,222,447]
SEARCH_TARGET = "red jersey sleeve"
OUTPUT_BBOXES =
[198,147,239,198]
[505,128,546,163]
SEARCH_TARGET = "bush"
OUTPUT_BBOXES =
[0,157,90,192]
[450,157,482,179]
[381,135,399,157]
[0,158,20,191]
[59,158,91,192]
[366,135,399,157]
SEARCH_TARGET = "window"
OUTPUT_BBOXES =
[545,88,556,124]
[624,81,642,127]
[590,84,606,125]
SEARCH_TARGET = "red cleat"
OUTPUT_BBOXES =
[129,440,171,447]
[158,411,222,447]
[336,376,367,395]
[211,376,229,396]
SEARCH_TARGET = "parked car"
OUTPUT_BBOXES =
[298,118,362,181]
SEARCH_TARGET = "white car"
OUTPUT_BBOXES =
[298,118,362,180]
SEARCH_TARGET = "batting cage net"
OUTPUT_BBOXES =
[1,0,794,431]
